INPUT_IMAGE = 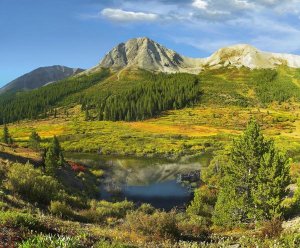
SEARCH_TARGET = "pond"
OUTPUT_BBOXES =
[65,153,207,210]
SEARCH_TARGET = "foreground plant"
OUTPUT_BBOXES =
[213,119,291,228]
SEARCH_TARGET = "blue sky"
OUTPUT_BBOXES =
[1,0,300,87]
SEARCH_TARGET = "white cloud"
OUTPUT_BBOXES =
[192,0,208,9]
[101,8,159,22]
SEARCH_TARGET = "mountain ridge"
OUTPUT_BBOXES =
[96,37,300,73]
[0,65,85,94]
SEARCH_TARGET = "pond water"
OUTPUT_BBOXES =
[66,153,206,210]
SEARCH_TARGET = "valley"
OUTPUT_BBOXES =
[1,37,300,247]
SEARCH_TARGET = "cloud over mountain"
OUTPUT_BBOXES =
[101,8,159,22]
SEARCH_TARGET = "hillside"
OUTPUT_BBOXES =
[0,65,84,94]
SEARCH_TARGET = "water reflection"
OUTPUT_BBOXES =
[66,153,202,210]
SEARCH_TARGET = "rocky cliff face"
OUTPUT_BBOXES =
[97,37,300,74]
[0,65,84,94]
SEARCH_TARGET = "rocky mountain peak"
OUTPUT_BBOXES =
[99,37,187,73]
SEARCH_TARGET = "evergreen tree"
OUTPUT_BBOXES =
[44,136,65,175]
[51,136,62,158]
[187,185,217,222]
[2,125,9,144]
[44,148,57,176]
[28,131,41,150]
[213,119,291,228]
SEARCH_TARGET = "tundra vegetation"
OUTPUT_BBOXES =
[1,118,300,247]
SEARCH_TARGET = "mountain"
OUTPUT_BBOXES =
[1,37,300,125]
[205,44,300,69]
[97,37,204,74]
[0,65,84,94]
[97,37,300,73]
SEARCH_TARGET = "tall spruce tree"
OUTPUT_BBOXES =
[212,119,290,228]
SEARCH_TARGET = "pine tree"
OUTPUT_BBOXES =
[51,136,62,158]
[44,148,57,176]
[28,131,41,150]
[2,125,9,144]
[212,119,291,228]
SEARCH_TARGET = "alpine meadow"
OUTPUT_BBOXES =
[1,1,300,247]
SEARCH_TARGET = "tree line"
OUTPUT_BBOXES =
[0,69,110,124]
[82,73,202,121]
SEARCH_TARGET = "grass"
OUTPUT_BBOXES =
[4,101,300,160]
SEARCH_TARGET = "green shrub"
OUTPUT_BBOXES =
[125,210,179,241]
[19,234,82,248]
[49,201,74,219]
[176,214,211,240]
[0,200,8,210]
[0,211,41,231]
[6,163,60,205]
[81,200,134,223]
[137,203,155,214]
[95,239,136,248]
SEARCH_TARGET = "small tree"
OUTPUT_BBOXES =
[213,119,291,228]
[44,148,57,176]
[187,185,217,224]
[2,125,10,144]
[28,131,41,150]
[51,136,63,159]
[43,136,65,176]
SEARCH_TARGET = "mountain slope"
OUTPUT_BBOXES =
[96,38,300,73]
[0,65,84,94]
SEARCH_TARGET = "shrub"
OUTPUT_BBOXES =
[279,232,300,247]
[95,239,136,248]
[125,210,179,241]
[0,201,8,211]
[0,211,42,231]
[19,234,82,248]
[6,163,60,205]
[68,161,86,173]
[91,169,105,178]
[137,203,155,214]
[260,219,283,238]
[49,201,74,219]
[187,185,217,222]
[177,214,211,240]
[81,200,134,223]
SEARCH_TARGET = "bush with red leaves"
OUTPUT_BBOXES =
[68,161,86,173]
